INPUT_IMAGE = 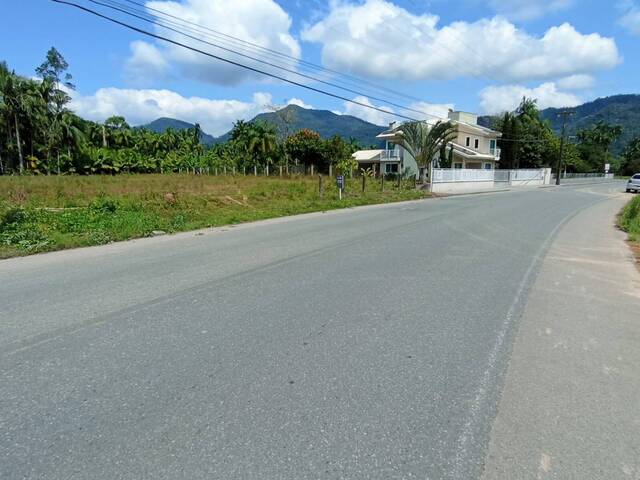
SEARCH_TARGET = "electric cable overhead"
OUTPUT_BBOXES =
[84,0,442,119]
[118,0,425,104]
[52,0,425,122]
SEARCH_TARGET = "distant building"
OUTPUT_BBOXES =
[353,111,502,178]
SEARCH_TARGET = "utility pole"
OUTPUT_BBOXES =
[555,109,575,185]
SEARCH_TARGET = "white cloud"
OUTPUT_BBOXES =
[128,0,300,86]
[487,0,574,21]
[618,1,640,35]
[301,0,620,82]
[341,96,454,125]
[556,74,594,90]
[69,88,274,136]
[125,41,169,85]
[287,98,314,109]
[479,82,582,114]
[343,96,397,125]
[409,101,456,119]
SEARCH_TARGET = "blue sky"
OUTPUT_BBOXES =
[2,0,639,135]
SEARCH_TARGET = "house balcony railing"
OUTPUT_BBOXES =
[489,147,501,158]
[380,150,401,162]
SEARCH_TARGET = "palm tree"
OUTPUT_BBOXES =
[247,122,278,172]
[400,120,458,185]
[0,70,27,172]
[59,111,85,161]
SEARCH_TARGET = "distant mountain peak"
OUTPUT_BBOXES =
[140,117,216,145]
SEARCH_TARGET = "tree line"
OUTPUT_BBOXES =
[0,48,361,176]
[494,98,640,175]
[3,48,640,178]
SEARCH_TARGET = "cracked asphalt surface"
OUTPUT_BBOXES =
[0,182,632,479]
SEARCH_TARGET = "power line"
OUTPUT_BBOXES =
[84,0,442,119]
[51,0,423,122]
[120,0,425,105]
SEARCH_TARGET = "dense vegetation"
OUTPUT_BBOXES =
[482,97,640,175]
[0,48,363,176]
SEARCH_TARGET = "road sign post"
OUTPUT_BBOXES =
[336,175,344,200]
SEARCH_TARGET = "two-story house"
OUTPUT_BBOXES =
[353,111,502,178]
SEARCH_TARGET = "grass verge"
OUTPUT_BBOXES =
[0,174,427,259]
[619,194,640,267]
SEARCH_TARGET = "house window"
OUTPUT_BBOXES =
[484,163,493,170]
[465,137,471,147]
[490,139,496,151]
[385,163,399,173]
[454,162,463,169]
[474,139,479,149]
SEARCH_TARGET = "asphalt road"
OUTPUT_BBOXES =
[0,182,628,479]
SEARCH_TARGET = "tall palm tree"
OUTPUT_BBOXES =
[247,122,278,171]
[400,120,458,185]
[59,111,85,159]
[0,71,27,172]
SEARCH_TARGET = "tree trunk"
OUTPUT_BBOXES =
[419,166,426,184]
[0,151,4,174]
[102,125,107,148]
[14,114,24,173]
[57,151,61,175]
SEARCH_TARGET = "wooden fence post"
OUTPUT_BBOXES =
[318,175,323,198]
[362,174,366,193]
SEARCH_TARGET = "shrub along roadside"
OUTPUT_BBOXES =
[619,195,640,269]
[619,195,640,242]
[0,174,427,259]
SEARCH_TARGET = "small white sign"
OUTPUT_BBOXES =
[604,163,610,173]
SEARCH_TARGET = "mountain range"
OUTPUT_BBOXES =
[142,95,640,155]
[141,105,386,147]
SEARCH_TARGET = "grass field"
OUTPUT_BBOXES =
[0,174,427,259]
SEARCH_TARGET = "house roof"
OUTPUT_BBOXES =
[449,143,497,160]
[353,149,385,161]
[376,119,501,139]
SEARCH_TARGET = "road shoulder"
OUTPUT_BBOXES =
[482,193,640,479]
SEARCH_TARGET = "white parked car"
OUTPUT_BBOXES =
[626,174,640,193]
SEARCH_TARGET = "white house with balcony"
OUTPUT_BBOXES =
[352,110,502,178]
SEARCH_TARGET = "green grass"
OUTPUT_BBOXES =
[619,195,640,242]
[0,174,427,258]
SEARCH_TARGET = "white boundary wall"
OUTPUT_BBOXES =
[431,168,551,193]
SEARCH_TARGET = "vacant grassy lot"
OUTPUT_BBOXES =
[0,174,427,258]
